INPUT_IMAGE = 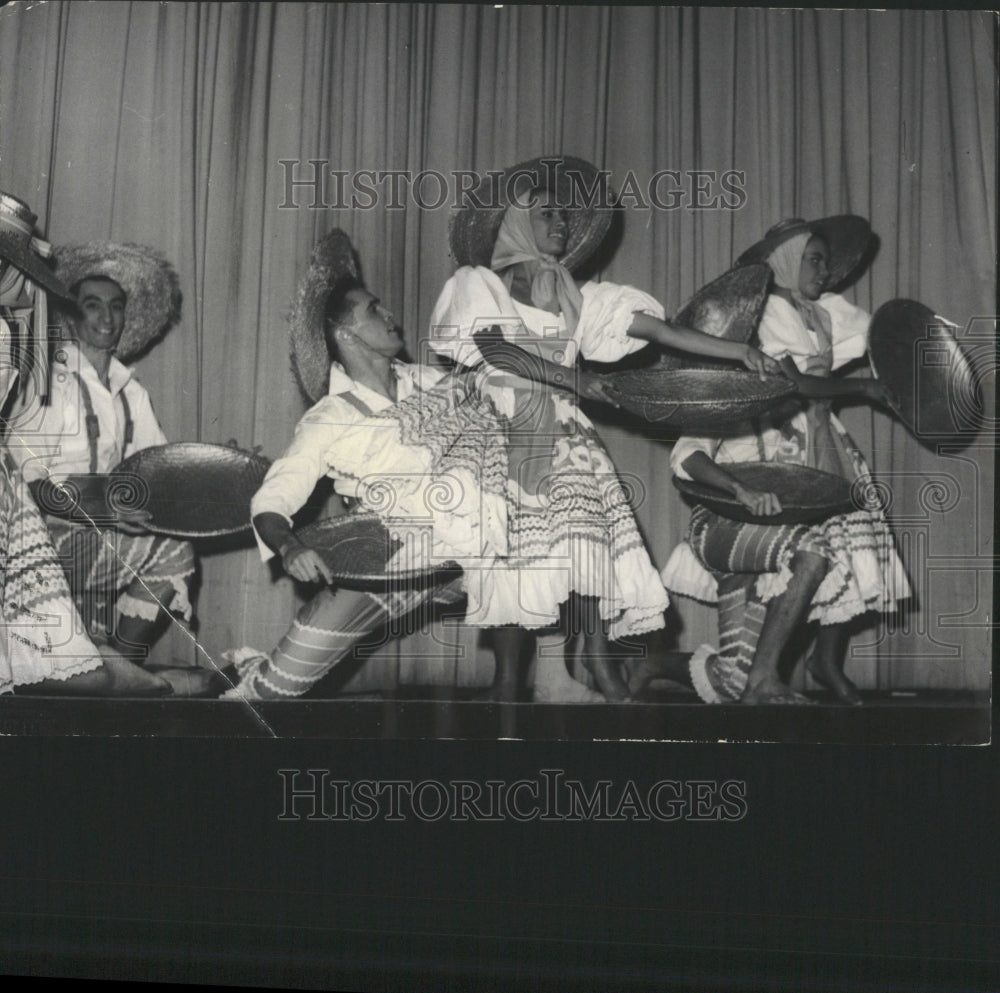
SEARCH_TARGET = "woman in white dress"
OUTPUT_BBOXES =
[429,156,780,701]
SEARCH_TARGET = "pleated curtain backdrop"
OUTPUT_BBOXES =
[0,3,993,689]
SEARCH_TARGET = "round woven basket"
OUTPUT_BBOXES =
[110,442,272,538]
[601,368,796,429]
[659,264,772,370]
[295,512,463,591]
[868,298,982,439]
[674,462,856,525]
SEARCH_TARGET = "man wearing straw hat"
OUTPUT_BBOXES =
[0,194,195,695]
[227,229,587,703]
[5,239,216,694]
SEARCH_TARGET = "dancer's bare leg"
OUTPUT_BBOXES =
[29,650,172,697]
[741,551,827,705]
[487,627,529,701]
[110,583,221,696]
[624,652,693,696]
[576,594,630,702]
[533,629,605,703]
[807,623,861,705]
[112,611,164,657]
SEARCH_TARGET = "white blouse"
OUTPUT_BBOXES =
[428,265,663,369]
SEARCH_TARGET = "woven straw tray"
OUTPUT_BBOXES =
[110,442,272,538]
[601,368,796,429]
[295,512,462,591]
[673,462,856,525]
[868,298,982,440]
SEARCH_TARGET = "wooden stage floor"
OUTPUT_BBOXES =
[0,682,990,743]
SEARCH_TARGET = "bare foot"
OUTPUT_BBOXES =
[740,673,816,705]
[623,655,692,696]
[533,677,606,704]
[533,655,606,703]
[152,667,227,698]
[583,656,632,703]
[30,654,173,697]
[807,656,862,706]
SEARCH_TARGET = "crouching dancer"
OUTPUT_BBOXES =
[661,402,909,705]
[5,243,217,695]
[224,231,521,701]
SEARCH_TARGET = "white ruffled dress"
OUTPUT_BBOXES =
[429,266,670,639]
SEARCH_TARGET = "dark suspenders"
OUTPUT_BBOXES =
[337,391,377,417]
[72,371,134,473]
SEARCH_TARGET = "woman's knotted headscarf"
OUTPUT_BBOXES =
[490,204,583,335]
[766,232,833,363]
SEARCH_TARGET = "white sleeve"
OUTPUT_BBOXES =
[818,294,871,371]
[250,401,346,534]
[756,296,810,365]
[250,394,440,560]
[670,434,719,480]
[578,281,662,363]
[122,382,169,456]
[427,267,525,368]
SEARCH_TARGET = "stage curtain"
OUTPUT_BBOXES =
[1,3,993,689]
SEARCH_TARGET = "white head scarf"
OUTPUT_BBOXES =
[766,232,834,353]
[490,204,583,334]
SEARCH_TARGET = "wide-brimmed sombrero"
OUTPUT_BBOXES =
[736,215,871,290]
[0,192,69,299]
[673,462,855,525]
[658,264,772,370]
[289,229,360,403]
[449,155,614,273]
[54,242,182,360]
[868,299,982,440]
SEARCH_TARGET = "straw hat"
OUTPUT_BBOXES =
[736,215,871,289]
[288,229,360,403]
[449,155,614,273]
[0,192,68,299]
[295,510,462,591]
[54,242,182,360]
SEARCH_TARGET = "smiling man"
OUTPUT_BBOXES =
[5,244,214,693]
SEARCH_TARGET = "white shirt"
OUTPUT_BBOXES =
[5,340,167,482]
[250,361,448,560]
